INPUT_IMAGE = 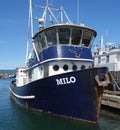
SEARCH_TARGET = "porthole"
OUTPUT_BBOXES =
[81,65,85,70]
[53,65,59,71]
[72,65,77,71]
[63,64,69,71]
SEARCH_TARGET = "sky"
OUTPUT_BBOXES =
[0,0,120,69]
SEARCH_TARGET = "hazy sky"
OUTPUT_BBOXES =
[0,0,120,69]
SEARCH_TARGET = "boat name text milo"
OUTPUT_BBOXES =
[56,76,76,85]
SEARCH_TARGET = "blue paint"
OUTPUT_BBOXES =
[10,67,108,122]
[28,46,93,66]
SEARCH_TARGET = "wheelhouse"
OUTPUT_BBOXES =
[23,24,97,84]
[33,24,97,54]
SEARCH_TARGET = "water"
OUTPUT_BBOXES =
[0,78,120,130]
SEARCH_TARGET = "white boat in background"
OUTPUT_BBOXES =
[93,36,120,90]
[93,36,120,109]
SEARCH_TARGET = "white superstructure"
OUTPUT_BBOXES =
[94,36,120,71]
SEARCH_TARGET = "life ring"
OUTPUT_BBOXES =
[95,73,110,87]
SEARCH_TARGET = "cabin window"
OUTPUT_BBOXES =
[34,35,41,54]
[39,32,47,49]
[82,30,92,47]
[45,28,57,46]
[28,69,32,79]
[106,55,109,63]
[98,57,101,63]
[72,29,81,45]
[58,28,70,44]
[117,54,120,61]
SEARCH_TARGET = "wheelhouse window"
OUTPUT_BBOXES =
[106,55,109,63]
[39,32,47,49]
[34,35,41,54]
[72,29,81,45]
[98,57,101,63]
[82,30,92,47]
[58,28,70,44]
[45,28,57,46]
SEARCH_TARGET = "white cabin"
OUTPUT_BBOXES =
[16,67,26,86]
[94,48,120,71]
[93,36,120,71]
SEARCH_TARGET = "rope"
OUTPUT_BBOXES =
[108,72,120,90]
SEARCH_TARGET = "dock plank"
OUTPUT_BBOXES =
[102,91,120,109]
[102,99,120,109]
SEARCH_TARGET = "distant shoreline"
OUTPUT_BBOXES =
[0,69,15,73]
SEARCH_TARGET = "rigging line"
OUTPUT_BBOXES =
[47,6,58,24]
[33,4,59,11]
[62,7,71,23]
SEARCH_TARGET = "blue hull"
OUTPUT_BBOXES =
[10,67,108,123]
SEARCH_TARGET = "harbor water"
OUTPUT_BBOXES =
[0,78,120,130]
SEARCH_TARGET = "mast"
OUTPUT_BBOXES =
[25,0,31,65]
[98,36,105,54]
[60,6,63,23]
[46,0,48,6]
[100,36,104,50]
[38,0,72,28]
[26,0,40,65]
[77,0,80,24]
[30,0,40,62]
[25,0,72,65]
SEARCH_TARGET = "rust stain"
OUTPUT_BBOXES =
[97,86,103,119]
[88,69,93,96]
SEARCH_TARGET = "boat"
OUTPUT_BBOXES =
[93,36,120,109]
[8,74,16,78]
[10,0,110,123]
[93,36,120,91]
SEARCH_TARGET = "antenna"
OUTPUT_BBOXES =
[100,36,104,49]
[46,0,53,6]
[77,0,80,24]
[46,0,48,5]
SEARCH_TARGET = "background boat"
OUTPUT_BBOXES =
[93,36,120,109]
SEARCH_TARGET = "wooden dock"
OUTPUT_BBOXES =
[102,90,120,109]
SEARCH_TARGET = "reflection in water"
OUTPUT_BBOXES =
[99,107,120,130]
[10,97,119,130]
[10,98,98,130]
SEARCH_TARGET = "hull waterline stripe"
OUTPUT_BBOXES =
[9,88,35,99]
